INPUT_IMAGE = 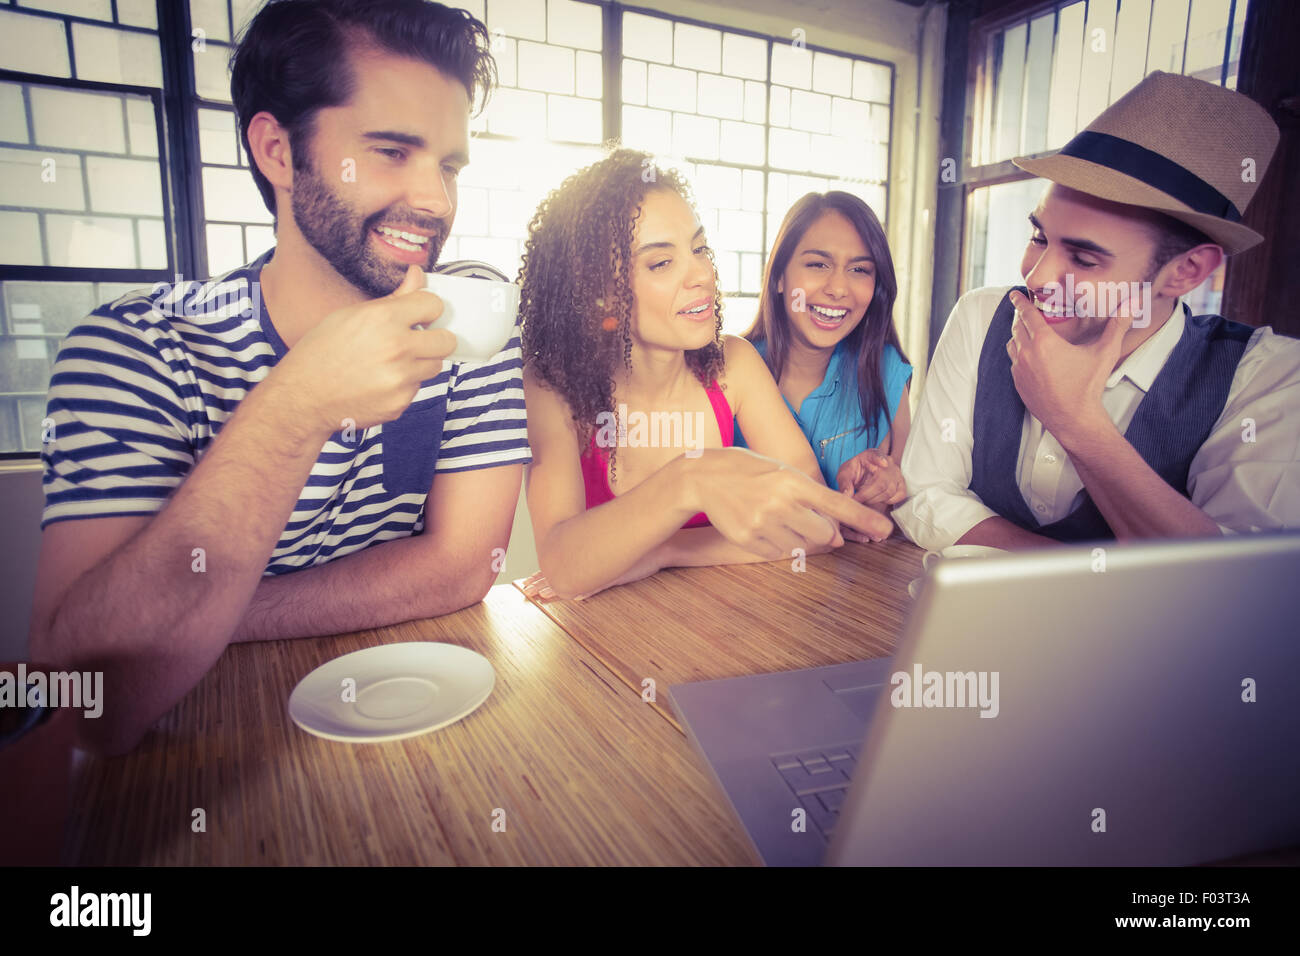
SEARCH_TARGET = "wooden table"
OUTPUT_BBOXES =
[522,537,925,731]
[64,540,921,865]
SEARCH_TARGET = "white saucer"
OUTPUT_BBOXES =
[289,643,495,743]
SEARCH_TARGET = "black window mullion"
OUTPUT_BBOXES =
[158,0,205,280]
[603,2,621,144]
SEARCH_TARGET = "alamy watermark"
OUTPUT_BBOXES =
[1,664,102,719]
[1035,276,1152,328]
[890,663,999,718]
[149,274,263,329]
[594,406,707,457]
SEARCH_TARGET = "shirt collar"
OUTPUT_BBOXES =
[819,338,853,391]
[1106,297,1186,393]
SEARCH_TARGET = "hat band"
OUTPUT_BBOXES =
[1058,131,1242,223]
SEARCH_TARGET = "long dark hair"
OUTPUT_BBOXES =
[520,148,724,456]
[231,0,496,215]
[745,191,907,440]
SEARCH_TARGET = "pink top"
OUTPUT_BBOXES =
[580,381,734,529]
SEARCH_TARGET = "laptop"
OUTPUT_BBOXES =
[668,534,1300,866]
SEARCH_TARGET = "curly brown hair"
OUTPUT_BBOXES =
[520,148,725,464]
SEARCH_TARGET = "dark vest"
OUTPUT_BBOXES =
[969,287,1252,542]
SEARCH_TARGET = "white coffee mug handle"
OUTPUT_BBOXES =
[922,551,942,571]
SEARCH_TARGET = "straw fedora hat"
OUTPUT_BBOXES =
[1013,71,1279,255]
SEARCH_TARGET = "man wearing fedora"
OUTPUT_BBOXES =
[894,71,1300,551]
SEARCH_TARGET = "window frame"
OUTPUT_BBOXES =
[957,0,1247,300]
[0,0,897,459]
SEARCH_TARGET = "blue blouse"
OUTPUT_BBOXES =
[735,339,912,487]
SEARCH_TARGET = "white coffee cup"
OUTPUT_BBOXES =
[921,544,1005,570]
[909,545,1006,598]
[422,272,520,363]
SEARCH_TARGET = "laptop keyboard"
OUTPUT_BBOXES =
[771,743,861,838]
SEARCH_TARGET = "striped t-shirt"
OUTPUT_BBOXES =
[40,250,531,576]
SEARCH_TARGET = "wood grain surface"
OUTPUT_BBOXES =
[518,537,926,731]
[64,585,761,866]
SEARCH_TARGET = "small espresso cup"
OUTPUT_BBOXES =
[422,272,521,363]
[909,545,1006,598]
[921,544,1006,570]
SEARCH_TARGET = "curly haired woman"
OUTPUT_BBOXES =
[519,149,891,601]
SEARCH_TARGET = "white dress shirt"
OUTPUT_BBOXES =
[894,285,1300,551]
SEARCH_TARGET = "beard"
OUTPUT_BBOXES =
[290,158,448,298]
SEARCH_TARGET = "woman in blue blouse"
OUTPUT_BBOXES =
[736,191,912,539]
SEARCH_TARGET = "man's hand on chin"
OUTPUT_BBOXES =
[1005,289,1133,448]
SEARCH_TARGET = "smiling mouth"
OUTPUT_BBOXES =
[1031,298,1076,323]
[373,224,433,252]
[808,304,849,327]
[677,297,714,318]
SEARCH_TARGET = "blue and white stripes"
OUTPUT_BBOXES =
[40,250,531,576]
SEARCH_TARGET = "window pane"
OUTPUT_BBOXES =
[198,108,238,166]
[189,0,231,44]
[695,163,741,208]
[1076,0,1117,128]
[518,41,574,94]
[720,295,756,336]
[853,61,890,103]
[117,0,157,29]
[0,10,72,78]
[674,23,721,73]
[965,179,1044,291]
[992,23,1027,162]
[813,52,853,97]
[205,222,244,276]
[0,212,43,266]
[30,87,127,153]
[1021,13,1054,155]
[86,157,162,216]
[718,120,764,165]
[3,83,167,270]
[698,73,744,120]
[19,0,112,20]
[647,64,697,113]
[193,42,233,102]
[1047,2,1086,149]
[547,94,601,143]
[743,80,766,124]
[46,214,137,268]
[547,0,602,52]
[138,217,166,268]
[790,90,831,134]
[1110,0,1153,100]
[72,22,163,87]
[231,0,260,37]
[769,128,811,171]
[1184,0,1232,81]
[622,59,647,106]
[202,166,273,224]
[1147,0,1191,74]
[489,0,545,42]
[771,42,812,90]
[0,84,28,144]
[722,33,767,81]
[622,105,671,152]
[623,12,672,64]
[576,50,601,99]
[831,97,870,138]
[672,113,719,161]
[769,85,791,127]
[126,98,159,157]
[486,87,546,138]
